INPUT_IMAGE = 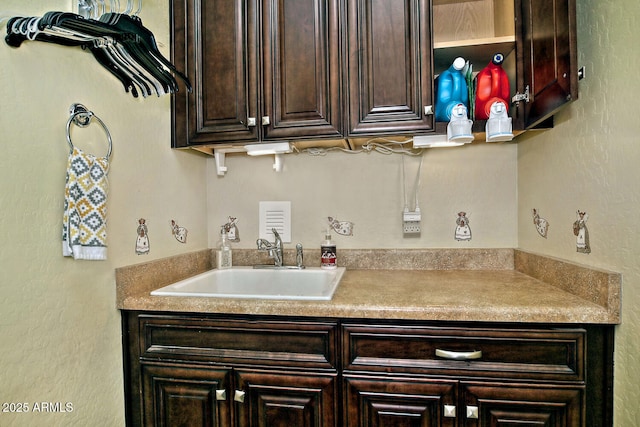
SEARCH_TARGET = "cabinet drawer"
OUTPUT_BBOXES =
[136,314,338,370]
[343,323,585,382]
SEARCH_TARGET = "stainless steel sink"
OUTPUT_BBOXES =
[151,266,346,300]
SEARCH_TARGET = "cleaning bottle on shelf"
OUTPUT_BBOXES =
[435,57,469,122]
[320,230,337,270]
[474,53,510,120]
[216,226,232,269]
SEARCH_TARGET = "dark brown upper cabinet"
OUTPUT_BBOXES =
[345,0,434,136]
[171,0,578,148]
[515,0,578,128]
[171,0,341,148]
[433,0,578,134]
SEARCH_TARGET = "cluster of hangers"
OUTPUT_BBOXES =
[3,0,191,98]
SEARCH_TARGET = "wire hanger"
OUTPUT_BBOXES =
[4,2,191,98]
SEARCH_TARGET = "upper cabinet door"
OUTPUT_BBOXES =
[346,0,433,136]
[171,0,259,147]
[171,0,340,147]
[261,0,342,140]
[516,0,578,128]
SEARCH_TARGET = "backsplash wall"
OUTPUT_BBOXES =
[206,143,518,252]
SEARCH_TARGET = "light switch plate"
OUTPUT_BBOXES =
[259,201,291,243]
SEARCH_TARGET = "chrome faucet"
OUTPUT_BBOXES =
[255,228,305,269]
[256,228,284,267]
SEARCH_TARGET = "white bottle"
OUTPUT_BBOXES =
[216,227,232,269]
[320,230,337,269]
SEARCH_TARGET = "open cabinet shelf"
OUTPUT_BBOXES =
[433,0,515,72]
[434,36,515,72]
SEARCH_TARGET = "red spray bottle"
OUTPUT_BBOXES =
[474,53,510,120]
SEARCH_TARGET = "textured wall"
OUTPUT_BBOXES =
[517,0,640,424]
[0,1,208,426]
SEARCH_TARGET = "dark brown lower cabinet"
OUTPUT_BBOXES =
[141,364,230,426]
[123,313,339,427]
[235,371,337,427]
[344,378,591,427]
[462,383,582,426]
[122,312,613,426]
[139,365,336,427]
[344,378,583,426]
[344,377,458,426]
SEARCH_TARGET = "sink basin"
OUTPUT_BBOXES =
[151,266,346,300]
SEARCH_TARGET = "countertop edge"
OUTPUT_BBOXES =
[115,248,621,325]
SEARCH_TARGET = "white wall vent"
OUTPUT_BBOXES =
[259,201,291,243]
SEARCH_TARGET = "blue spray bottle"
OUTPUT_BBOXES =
[435,57,469,122]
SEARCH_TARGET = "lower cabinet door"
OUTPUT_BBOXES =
[141,364,231,427]
[235,370,338,427]
[344,377,458,427]
[462,383,583,427]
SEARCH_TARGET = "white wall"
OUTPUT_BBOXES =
[517,0,640,424]
[0,1,208,425]
[207,144,518,251]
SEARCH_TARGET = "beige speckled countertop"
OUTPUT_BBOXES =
[115,249,621,324]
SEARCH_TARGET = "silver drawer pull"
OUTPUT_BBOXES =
[435,349,482,360]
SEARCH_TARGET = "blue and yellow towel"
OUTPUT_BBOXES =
[62,146,110,260]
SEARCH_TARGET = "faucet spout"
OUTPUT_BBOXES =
[255,228,305,269]
[256,228,283,267]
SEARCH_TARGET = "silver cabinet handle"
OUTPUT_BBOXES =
[435,349,482,360]
[247,117,257,127]
[234,390,246,403]
[261,116,270,126]
[215,389,226,401]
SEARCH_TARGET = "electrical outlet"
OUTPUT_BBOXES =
[403,211,421,235]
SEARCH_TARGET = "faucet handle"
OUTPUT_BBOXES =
[296,243,304,268]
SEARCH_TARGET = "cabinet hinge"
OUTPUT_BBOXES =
[512,85,530,104]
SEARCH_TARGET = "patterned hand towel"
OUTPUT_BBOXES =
[62,146,110,260]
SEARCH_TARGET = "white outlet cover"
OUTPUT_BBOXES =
[259,201,291,243]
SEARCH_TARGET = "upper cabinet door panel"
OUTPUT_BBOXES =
[172,0,258,147]
[197,0,257,139]
[347,0,433,136]
[262,0,342,139]
[517,0,578,128]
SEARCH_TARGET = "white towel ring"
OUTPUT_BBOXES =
[66,103,113,159]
